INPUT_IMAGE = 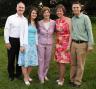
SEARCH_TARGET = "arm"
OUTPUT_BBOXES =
[84,15,94,50]
[23,20,28,46]
[51,20,56,33]
[4,17,11,49]
[20,19,28,52]
[67,18,72,50]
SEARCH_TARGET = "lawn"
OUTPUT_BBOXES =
[0,22,96,89]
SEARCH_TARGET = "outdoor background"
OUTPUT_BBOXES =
[0,0,96,89]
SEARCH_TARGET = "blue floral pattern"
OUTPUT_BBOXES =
[18,24,38,67]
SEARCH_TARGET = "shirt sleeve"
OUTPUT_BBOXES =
[20,19,28,47]
[4,17,10,43]
[84,15,94,47]
[24,20,28,46]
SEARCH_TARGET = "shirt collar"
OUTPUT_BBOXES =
[75,13,83,18]
[15,13,24,18]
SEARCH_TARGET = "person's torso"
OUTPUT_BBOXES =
[9,14,27,38]
[72,13,88,41]
[38,19,55,44]
[56,17,70,43]
[28,24,37,45]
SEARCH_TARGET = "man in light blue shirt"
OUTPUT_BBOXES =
[72,12,94,48]
[70,1,94,87]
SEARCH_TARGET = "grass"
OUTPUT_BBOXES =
[0,22,96,89]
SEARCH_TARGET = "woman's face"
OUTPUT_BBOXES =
[56,8,64,18]
[43,10,50,19]
[31,10,37,20]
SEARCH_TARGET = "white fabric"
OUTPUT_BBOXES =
[4,13,28,46]
[44,22,50,30]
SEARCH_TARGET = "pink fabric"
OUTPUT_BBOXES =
[55,18,71,63]
[38,19,55,45]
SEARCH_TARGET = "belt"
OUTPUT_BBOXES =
[72,39,87,44]
[9,37,19,40]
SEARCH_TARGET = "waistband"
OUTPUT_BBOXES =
[72,39,87,44]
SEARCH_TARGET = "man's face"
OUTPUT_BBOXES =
[72,4,81,16]
[16,3,25,16]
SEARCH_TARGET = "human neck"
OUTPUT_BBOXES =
[43,18,50,22]
[59,16,65,20]
[17,13,23,17]
[75,12,81,16]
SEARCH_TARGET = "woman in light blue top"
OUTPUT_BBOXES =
[18,7,38,86]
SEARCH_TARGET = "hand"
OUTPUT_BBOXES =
[56,44,60,48]
[5,43,11,49]
[57,28,63,31]
[20,47,25,53]
[58,36,62,41]
[87,46,93,52]
[65,47,70,52]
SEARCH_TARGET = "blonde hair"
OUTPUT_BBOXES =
[41,6,50,14]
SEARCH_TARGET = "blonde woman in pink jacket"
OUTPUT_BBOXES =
[38,6,55,84]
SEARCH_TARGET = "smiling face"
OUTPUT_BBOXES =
[16,2,25,16]
[72,4,81,16]
[56,8,64,18]
[31,10,37,20]
[43,10,50,19]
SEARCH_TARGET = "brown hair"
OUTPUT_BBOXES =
[41,6,50,15]
[56,4,66,14]
[28,7,38,27]
[72,1,81,7]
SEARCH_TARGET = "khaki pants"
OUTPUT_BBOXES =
[70,42,87,85]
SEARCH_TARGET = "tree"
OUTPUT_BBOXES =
[0,0,96,27]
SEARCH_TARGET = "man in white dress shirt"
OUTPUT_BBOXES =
[4,2,28,81]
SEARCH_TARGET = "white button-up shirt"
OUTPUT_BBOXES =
[4,13,28,46]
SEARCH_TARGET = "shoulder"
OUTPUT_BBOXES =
[7,14,15,20]
[82,14,90,20]
[81,13,91,23]
[66,17,71,22]
[38,20,43,24]
[65,17,71,24]
[50,19,56,24]
[55,19,60,24]
[24,16,27,20]
[23,17,28,23]
[56,18,59,22]
[65,17,71,20]
[50,19,55,22]
[72,16,75,20]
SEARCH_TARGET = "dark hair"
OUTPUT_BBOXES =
[56,4,66,14]
[28,7,38,28]
[72,1,81,7]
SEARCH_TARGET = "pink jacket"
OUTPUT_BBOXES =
[38,19,55,45]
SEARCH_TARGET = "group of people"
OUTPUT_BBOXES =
[4,1,94,87]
